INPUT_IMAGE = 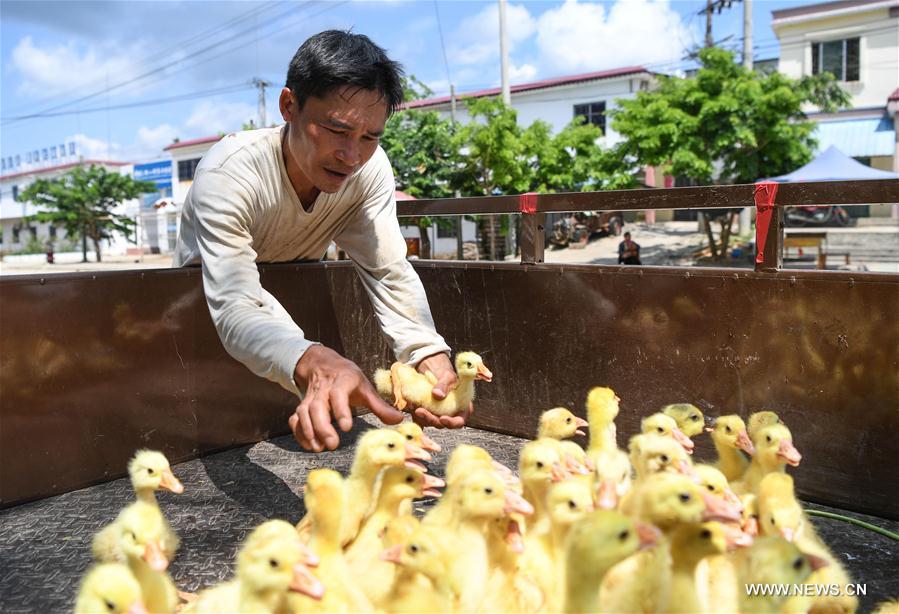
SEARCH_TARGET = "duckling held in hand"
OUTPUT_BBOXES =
[373,351,492,416]
[538,407,589,440]
[662,403,706,439]
[93,450,184,564]
[75,563,146,614]
[185,520,323,614]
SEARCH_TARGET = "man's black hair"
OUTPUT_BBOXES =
[286,30,405,116]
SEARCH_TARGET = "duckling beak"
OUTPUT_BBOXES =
[564,455,592,476]
[289,563,325,600]
[299,543,320,567]
[701,493,743,524]
[404,443,432,470]
[127,602,149,614]
[422,474,445,497]
[159,469,184,494]
[676,460,699,482]
[780,527,796,542]
[597,478,619,510]
[807,553,829,572]
[550,463,570,482]
[504,490,535,516]
[574,417,589,436]
[735,430,755,456]
[742,515,759,537]
[723,488,744,512]
[505,518,525,553]
[492,460,513,476]
[635,521,661,550]
[419,433,442,453]
[142,540,169,572]
[379,545,404,564]
[475,363,493,382]
[777,439,802,467]
[704,426,715,434]
[722,524,753,550]
[672,427,695,454]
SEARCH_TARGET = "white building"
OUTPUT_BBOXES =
[0,158,131,256]
[772,0,899,179]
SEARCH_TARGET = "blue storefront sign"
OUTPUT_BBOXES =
[134,160,173,189]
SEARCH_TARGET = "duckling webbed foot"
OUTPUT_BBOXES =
[389,363,408,411]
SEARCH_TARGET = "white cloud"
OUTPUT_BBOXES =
[534,0,690,73]
[68,133,121,160]
[136,124,179,152]
[11,36,142,97]
[184,100,256,136]
[510,63,538,82]
[450,3,537,66]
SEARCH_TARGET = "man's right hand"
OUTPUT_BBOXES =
[290,345,405,452]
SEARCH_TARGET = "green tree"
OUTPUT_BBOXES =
[608,47,849,258]
[21,165,155,262]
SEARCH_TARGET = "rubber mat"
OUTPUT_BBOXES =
[1,417,896,612]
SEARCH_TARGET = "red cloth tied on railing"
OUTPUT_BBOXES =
[518,192,538,214]
[754,182,779,265]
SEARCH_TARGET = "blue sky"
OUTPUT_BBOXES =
[1,0,819,167]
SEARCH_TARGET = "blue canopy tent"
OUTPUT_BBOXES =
[768,145,899,182]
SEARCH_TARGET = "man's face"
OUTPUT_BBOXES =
[280,85,388,196]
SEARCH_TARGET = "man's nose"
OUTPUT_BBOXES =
[335,140,360,167]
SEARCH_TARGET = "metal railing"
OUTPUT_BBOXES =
[395,179,899,272]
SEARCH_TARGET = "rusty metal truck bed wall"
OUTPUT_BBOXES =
[2,262,897,518]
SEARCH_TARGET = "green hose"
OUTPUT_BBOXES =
[806,509,899,542]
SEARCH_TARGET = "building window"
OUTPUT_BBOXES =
[811,38,859,82]
[436,217,457,238]
[177,158,201,182]
[49,224,57,238]
[12,185,19,201]
[574,101,606,134]
[13,225,20,243]
[29,225,37,240]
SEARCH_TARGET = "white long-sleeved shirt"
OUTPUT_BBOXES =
[174,126,450,396]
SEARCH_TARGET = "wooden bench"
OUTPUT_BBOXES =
[783,231,849,269]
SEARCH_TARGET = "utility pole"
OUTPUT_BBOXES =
[743,0,753,69]
[498,0,511,106]
[705,0,714,47]
[252,78,272,128]
[450,84,464,260]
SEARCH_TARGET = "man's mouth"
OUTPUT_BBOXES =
[324,167,350,180]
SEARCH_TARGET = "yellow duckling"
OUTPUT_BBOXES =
[694,464,752,547]
[747,410,782,440]
[662,403,706,439]
[75,563,147,614]
[518,438,563,534]
[345,467,444,605]
[564,510,659,614]
[379,525,460,613]
[289,469,371,613]
[734,423,801,496]
[93,450,184,564]
[758,473,807,543]
[395,421,442,453]
[737,536,825,613]
[115,501,178,614]
[537,407,589,440]
[373,351,492,416]
[642,412,695,455]
[585,386,620,454]
[620,433,695,514]
[297,429,431,546]
[666,522,727,614]
[185,520,323,613]
[707,415,755,482]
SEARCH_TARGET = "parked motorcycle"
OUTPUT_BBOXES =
[784,205,851,227]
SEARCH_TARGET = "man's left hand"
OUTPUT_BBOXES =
[410,353,470,429]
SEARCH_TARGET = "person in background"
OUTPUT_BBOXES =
[618,231,642,265]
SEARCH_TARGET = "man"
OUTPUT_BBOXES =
[174,31,465,453]
[617,231,642,265]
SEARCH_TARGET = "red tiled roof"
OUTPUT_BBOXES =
[395,190,416,200]
[0,159,128,182]
[402,65,651,110]
[889,87,899,101]
[164,135,224,151]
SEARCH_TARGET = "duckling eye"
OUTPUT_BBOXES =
[388,442,396,449]
[678,493,692,503]
[700,529,712,539]
[104,599,116,611]
[725,426,732,433]
[269,558,278,568]
[536,461,544,469]
[566,417,572,424]
[691,415,700,421]
[406,475,415,484]
[660,454,669,463]
[406,434,413,441]
[618,530,630,541]
[466,362,472,369]
[657,427,664,433]
[770,516,776,525]
[766,435,772,443]
[147,468,155,475]
[792,556,805,571]
[706,484,715,492]
[409,544,420,554]
[484,487,493,495]
[568,500,577,509]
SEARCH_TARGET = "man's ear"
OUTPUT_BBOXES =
[279,88,294,122]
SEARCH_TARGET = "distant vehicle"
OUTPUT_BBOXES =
[549,211,624,249]
[784,205,851,227]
